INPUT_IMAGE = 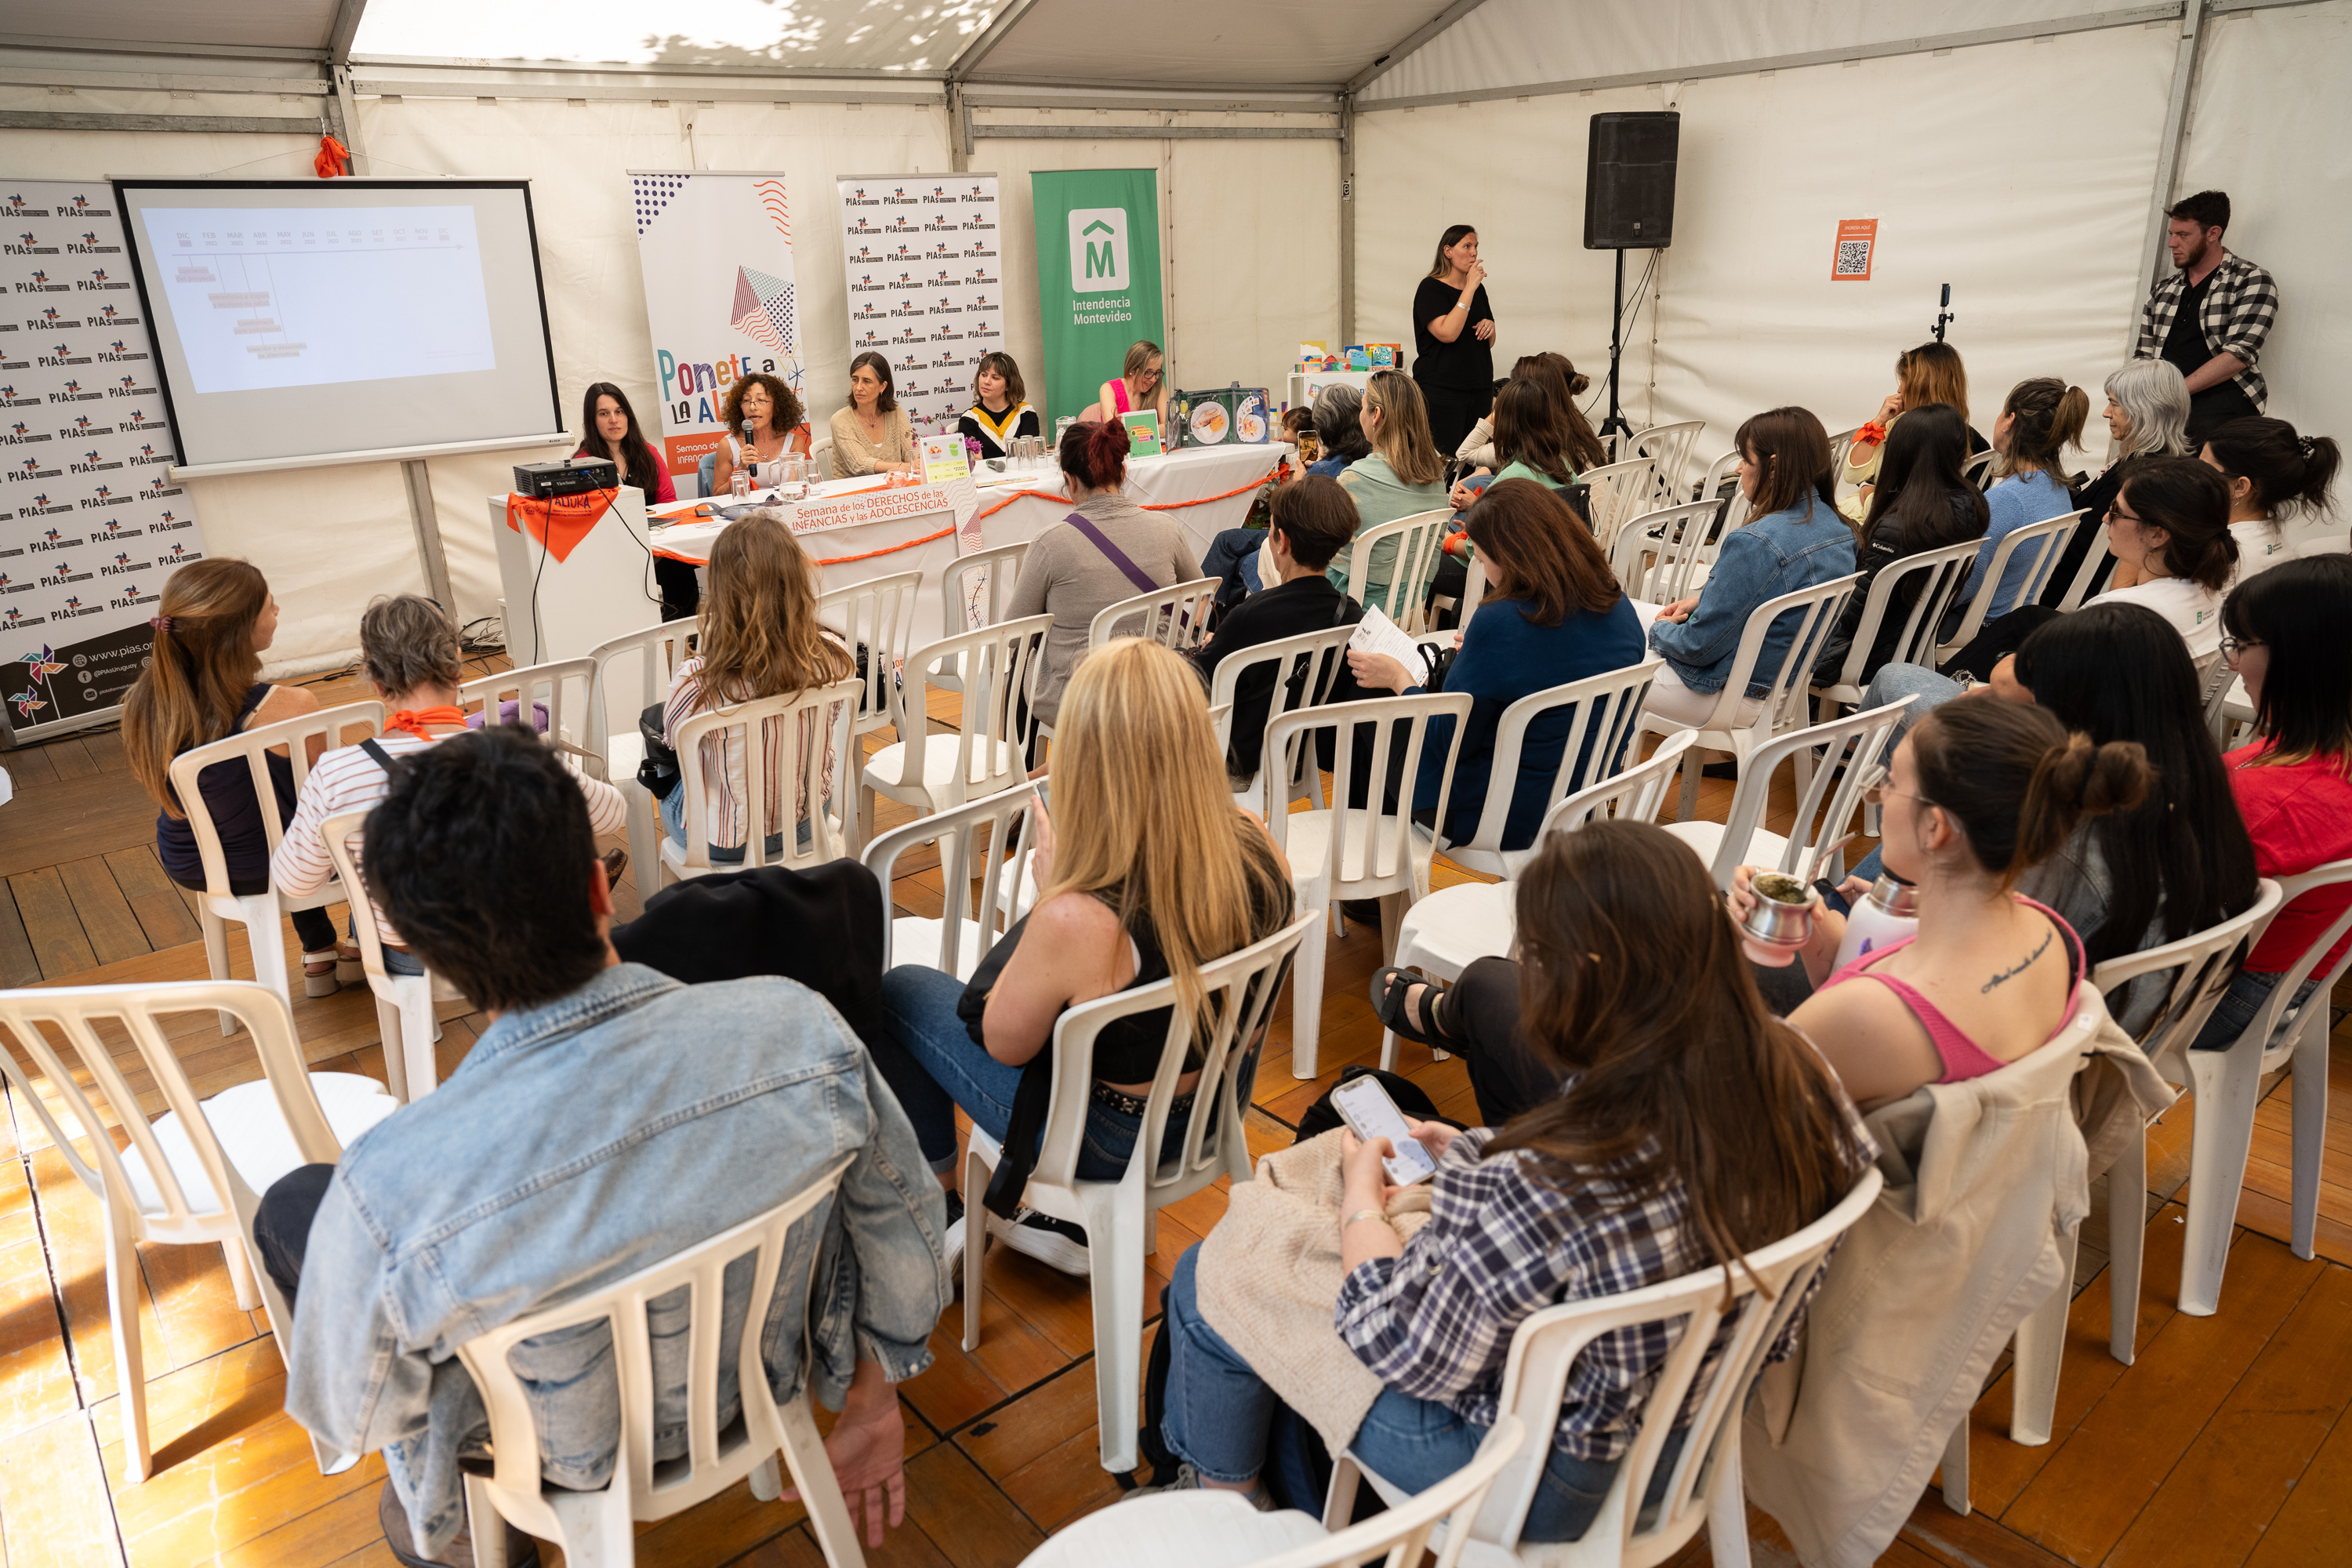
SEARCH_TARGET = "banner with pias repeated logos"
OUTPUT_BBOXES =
[0,180,212,741]
[834,174,1006,441]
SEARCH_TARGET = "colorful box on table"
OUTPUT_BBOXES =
[1171,386,1271,448]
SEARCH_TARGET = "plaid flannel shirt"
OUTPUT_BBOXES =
[2136,249,2278,408]
[1334,1098,1876,1463]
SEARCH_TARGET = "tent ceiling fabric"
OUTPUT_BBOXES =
[4,0,345,53]
[960,0,1440,85]
[351,0,1001,74]
[1358,0,2169,101]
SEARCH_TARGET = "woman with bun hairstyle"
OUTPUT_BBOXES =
[1007,418,1201,737]
[1734,698,2155,1108]
[123,560,344,993]
[2201,416,2342,579]
[1955,377,2091,621]
[2190,555,2352,1050]
[2086,456,2238,652]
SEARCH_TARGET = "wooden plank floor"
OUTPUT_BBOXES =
[2,666,2349,1568]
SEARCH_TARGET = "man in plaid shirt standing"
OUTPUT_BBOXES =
[2136,189,2279,445]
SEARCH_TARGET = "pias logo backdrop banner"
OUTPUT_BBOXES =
[0,180,211,742]
[835,174,1004,440]
[630,171,806,498]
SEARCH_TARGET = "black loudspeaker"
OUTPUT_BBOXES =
[1584,111,1680,249]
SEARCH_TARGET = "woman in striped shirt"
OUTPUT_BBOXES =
[659,511,856,859]
[273,594,627,974]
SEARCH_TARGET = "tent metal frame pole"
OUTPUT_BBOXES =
[2129,0,2207,352]
[328,0,372,172]
[1339,94,1356,345]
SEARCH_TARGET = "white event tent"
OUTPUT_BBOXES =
[2,0,2344,671]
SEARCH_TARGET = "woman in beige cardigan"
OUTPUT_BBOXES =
[1143,822,1874,1537]
[828,351,919,476]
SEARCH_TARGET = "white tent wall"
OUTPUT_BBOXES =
[1354,24,2178,473]
[966,118,1340,422]
[2175,1,2352,444]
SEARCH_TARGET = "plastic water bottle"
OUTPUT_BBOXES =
[1831,871,1921,971]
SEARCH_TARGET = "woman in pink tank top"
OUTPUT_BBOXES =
[1096,339,1167,430]
[1733,699,2156,1109]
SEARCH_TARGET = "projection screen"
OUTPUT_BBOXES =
[111,179,561,469]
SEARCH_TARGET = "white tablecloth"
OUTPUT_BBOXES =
[967,443,1283,564]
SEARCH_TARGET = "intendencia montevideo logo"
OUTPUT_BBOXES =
[1067,209,1130,295]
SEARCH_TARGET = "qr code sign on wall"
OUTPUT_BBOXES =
[1831,219,1878,282]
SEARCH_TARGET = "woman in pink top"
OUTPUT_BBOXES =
[1733,700,2155,1109]
[1095,339,1167,431]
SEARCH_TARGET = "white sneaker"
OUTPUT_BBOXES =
[942,1192,966,1284]
[988,1207,1090,1277]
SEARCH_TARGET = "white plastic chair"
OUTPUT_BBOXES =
[1087,575,1219,654]
[1576,458,1661,554]
[586,619,692,884]
[1827,426,1862,478]
[2056,530,2117,612]
[817,568,924,848]
[168,699,384,1035]
[1421,659,1664,879]
[1659,699,1911,893]
[1693,448,1740,507]
[0,979,396,1481]
[1933,510,2087,660]
[1205,623,1359,813]
[935,541,1033,695]
[458,657,597,761]
[809,436,836,482]
[1962,448,1998,488]
[1019,1417,1526,1568]
[1811,537,1984,713]
[1334,1169,1885,1568]
[1628,419,1704,508]
[2194,645,2241,746]
[1344,509,1453,635]
[864,614,1051,825]
[318,810,466,1103]
[1608,502,1733,608]
[962,913,1319,1472]
[1379,731,1697,1073]
[454,1158,867,1568]
[859,780,1039,979]
[662,677,863,883]
[1262,691,1474,1078]
[1636,572,1861,824]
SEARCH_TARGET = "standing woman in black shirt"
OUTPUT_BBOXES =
[1413,225,1496,458]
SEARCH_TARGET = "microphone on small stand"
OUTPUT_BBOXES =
[1931,284,1955,343]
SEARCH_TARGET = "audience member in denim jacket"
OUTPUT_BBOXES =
[256,728,949,1566]
[1643,407,1858,727]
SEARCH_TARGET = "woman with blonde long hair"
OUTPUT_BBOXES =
[1334,368,1449,606]
[659,511,855,858]
[869,638,1295,1275]
[124,560,348,993]
[1841,340,1989,520]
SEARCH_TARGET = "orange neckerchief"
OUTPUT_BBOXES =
[384,706,466,741]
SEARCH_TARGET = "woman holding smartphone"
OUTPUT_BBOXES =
[1144,822,1873,1540]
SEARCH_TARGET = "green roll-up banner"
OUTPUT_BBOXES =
[1030,168,1166,426]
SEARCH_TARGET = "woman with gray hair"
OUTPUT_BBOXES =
[2038,359,2190,607]
[1202,382,1375,608]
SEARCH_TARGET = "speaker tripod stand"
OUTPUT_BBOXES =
[1596,247,1658,443]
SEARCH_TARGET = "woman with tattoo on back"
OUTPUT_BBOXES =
[1730,700,2157,1109]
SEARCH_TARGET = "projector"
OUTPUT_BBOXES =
[514,455,617,498]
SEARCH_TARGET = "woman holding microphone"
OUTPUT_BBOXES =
[1413,225,1497,457]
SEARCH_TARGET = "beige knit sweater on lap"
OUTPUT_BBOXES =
[1195,1128,1433,1455]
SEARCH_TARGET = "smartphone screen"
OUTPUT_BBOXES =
[1331,1077,1438,1185]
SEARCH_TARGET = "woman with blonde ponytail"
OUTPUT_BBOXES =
[1733,699,2156,1108]
[122,560,345,992]
[869,638,1294,1275]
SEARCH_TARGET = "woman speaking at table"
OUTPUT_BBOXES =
[829,351,920,477]
[1413,224,1497,458]
[709,371,811,495]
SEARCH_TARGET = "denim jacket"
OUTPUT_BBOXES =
[282,964,950,1559]
[1649,497,1857,695]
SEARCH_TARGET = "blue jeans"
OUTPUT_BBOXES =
[871,964,1142,1181]
[1160,1244,1651,1543]
[347,918,426,977]
[660,782,795,862]
[2190,967,2321,1051]
[1203,527,1267,608]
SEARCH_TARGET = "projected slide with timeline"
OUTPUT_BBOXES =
[140,206,498,394]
